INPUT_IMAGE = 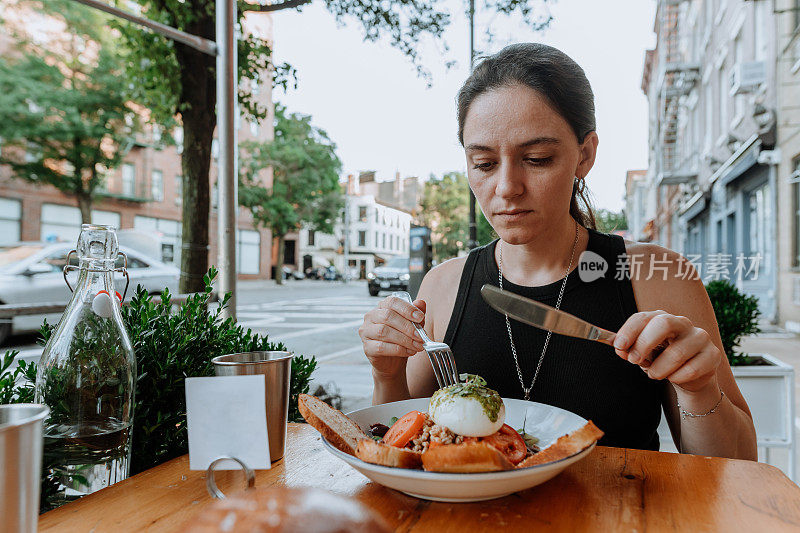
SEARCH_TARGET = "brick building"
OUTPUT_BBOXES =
[0,4,278,279]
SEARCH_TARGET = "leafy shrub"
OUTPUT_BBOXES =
[705,279,761,366]
[0,350,35,404]
[1,268,316,507]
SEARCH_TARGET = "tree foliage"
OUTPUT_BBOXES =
[418,171,495,261]
[0,0,136,223]
[112,0,552,288]
[239,104,343,282]
[595,208,628,234]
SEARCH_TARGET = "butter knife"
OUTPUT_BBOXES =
[480,284,666,367]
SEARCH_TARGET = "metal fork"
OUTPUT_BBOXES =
[393,291,459,388]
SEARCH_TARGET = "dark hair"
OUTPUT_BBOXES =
[457,43,597,229]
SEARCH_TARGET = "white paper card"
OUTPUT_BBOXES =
[185,375,270,470]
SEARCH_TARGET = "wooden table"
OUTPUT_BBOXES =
[40,423,800,532]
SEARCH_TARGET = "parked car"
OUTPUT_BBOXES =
[367,257,410,297]
[0,242,179,346]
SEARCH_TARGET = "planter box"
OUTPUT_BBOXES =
[732,353,795,481]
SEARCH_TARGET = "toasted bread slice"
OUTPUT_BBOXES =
[355,438,423,469]
[298,393,366,456]
[421,441,514,473]
[517,421,604,468]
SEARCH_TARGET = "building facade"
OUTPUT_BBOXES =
[624,169,653,242]
[298,175,413,279]
[775,0,800,331]
[639,0,779,320]
[0,4,277,279]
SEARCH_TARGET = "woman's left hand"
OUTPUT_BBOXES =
[612,310,722,393]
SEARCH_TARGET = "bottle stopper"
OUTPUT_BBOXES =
[92,290,122,318]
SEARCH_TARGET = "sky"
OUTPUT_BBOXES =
[270,0,656,212]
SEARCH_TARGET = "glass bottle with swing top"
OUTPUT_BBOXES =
[34,224,136,506]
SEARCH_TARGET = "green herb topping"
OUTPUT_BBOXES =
[430,374,502,422]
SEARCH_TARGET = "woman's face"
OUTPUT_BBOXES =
[462,83,598,245]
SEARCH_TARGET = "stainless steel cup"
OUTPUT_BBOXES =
[0,404,50,533]
[211,351,292,463]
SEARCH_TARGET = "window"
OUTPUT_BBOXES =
[726,213,736,255]
[375,231,379,247]
[375,209,379,223]
[152,125,162,144]
[0,198,21,245]
[174,126,184,154]
[42,249,70,272]
[358,230,366,247]
[134,216,182,265]
[151,170,163,202]
[122,163,136,197]
[175,175,182,205]
[359,206,367,221]
[308,230,316,247]
[747,183,770,261]
[250,120,259,136]
[237,229,260,274]
[382,233,386,249]
[41,204,120,244]
[116,254,148,269]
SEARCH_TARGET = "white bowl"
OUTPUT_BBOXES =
[321,397,596,502]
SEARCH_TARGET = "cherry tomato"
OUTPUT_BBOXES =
[383,411,426,448]
[481,424,527,465]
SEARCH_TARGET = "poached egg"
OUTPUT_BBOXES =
[428,375,505,437]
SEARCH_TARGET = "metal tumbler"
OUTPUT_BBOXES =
[0,404,50,533]
[211,351,293,463]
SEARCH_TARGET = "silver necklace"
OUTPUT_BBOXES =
[498,220,579,401]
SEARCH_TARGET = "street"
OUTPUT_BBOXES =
[235,279,379,412]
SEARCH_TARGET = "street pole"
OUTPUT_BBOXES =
[343,183,350,284]
[216,0,238,319]
[66,0,239,316]
[467,0,478,250]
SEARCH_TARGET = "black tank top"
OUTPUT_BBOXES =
[443,229,664,450]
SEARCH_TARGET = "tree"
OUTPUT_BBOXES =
[0,1,136,223]
[115,0,552,291]
[418,171,494,261]
[239,104,343,285]
[419,172,469,261]
[595,209,628,234]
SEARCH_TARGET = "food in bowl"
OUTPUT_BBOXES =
[299,375,603,474]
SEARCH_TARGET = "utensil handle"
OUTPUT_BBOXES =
[392,291,432,344]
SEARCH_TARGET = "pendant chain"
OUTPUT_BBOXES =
[499,220,579,401]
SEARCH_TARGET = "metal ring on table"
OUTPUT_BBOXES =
[206,456,255,499]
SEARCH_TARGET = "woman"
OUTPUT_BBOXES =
[359,43,756,459]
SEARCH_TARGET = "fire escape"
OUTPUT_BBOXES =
[657,0,700,186]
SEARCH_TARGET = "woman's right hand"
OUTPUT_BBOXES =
[359,296,426,380]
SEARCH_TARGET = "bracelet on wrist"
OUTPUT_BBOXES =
[677,388,725,420]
